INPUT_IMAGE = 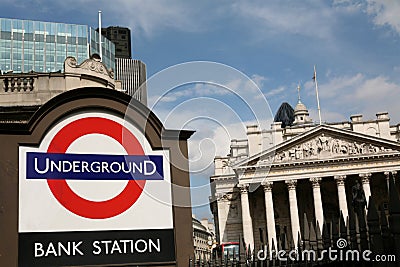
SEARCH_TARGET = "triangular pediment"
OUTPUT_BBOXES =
[235,125,400,168]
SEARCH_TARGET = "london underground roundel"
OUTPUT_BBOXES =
[19,112,173,233]
[46,117,147,219]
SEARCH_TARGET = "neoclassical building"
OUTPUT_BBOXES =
[192,216,214,260]
[210,99,400,251]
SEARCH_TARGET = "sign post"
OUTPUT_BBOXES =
[0,87,194,267]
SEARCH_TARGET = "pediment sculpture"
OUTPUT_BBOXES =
[272,133,395,163]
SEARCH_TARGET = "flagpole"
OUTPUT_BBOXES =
[314,65,322,125]
[98,10,102,62]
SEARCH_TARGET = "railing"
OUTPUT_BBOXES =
[191,173,400,267]
[2,75,35,92]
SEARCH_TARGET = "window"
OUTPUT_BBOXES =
[12,20,22,30]
[57,35,66,43]
[13,32,23,41]
[1,18,11,31]
[46,35,55,43]
[24,33,34,41]
[24,20,34,33]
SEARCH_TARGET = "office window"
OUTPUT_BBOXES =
[12,20,22,30]
[24,20,34,33]
[1,18,11,31]
[24,33,34,41]
[13,32,23,41]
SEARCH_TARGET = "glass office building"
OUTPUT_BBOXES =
[0,18,115,73]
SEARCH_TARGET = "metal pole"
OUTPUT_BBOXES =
[314,65,322,125]
[98,10,102,61]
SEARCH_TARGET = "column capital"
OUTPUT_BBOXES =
[334,175,346,186]
[262,181,273,192]
[285,179,297,190]
[238,183,250,194]
[384,171,397,179]
[216,193,235,202]
[359,173,372,184]
[216,193,225,201]
[310,177,322,188]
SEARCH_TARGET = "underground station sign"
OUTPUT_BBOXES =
[18,112,175,266]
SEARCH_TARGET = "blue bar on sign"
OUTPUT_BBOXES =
[26,152,164,180]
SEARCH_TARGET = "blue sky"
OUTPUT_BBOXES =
[2,0,400,219]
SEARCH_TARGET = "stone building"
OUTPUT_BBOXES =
[210,99,400,251]
[0,56,121,122]
[192,216,213,260]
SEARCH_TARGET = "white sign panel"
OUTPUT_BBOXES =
[19,112,173,232]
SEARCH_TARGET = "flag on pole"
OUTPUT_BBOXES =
[312,68,316,81]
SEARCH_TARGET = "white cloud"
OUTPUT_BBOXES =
[29,0,206,37]
[231,0,336,40]
[263,86,285,98]
[151,83,230,103]
[150,73,269,104]
[305,72,400,122]
[305,73,365,99]
[333,0,400,35]
[332,0,364,13]
[354,75,399,100]
[109,0,202,36]
[188,120,248,175]
[248,74,267,89]
[366,0,400,34]
[224,74,267,95]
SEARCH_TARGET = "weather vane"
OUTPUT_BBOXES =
[297,82,301,102]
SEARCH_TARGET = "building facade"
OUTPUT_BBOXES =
[115,58,147,105]
[100,26,131,59]
[0,18,148,105]
[192,216,214,260]
[0,56,121,114]
[210,100,400,251]
[99,26,147,104]
[0,18,115,73]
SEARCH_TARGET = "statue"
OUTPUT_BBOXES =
[352,180,367,214]
[351,180,368,251]
[319,134,329,151]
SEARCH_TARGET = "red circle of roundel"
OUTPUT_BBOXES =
[47,117,146,219]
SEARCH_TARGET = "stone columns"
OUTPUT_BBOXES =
[239,184,254,251]
[216,193,229,244]
[334,175,348,221]
[285,179,300,245]
[310,177,324,232]
[359,173,372,205]
[262,181,277,249]
[385,171,397,190]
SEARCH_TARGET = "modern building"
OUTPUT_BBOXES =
[0,17,147,105]
[210,97,400,251]
[115,58,147,104]
[99,26,147,104]
[100,26,131,58]
[0,17,115,73]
